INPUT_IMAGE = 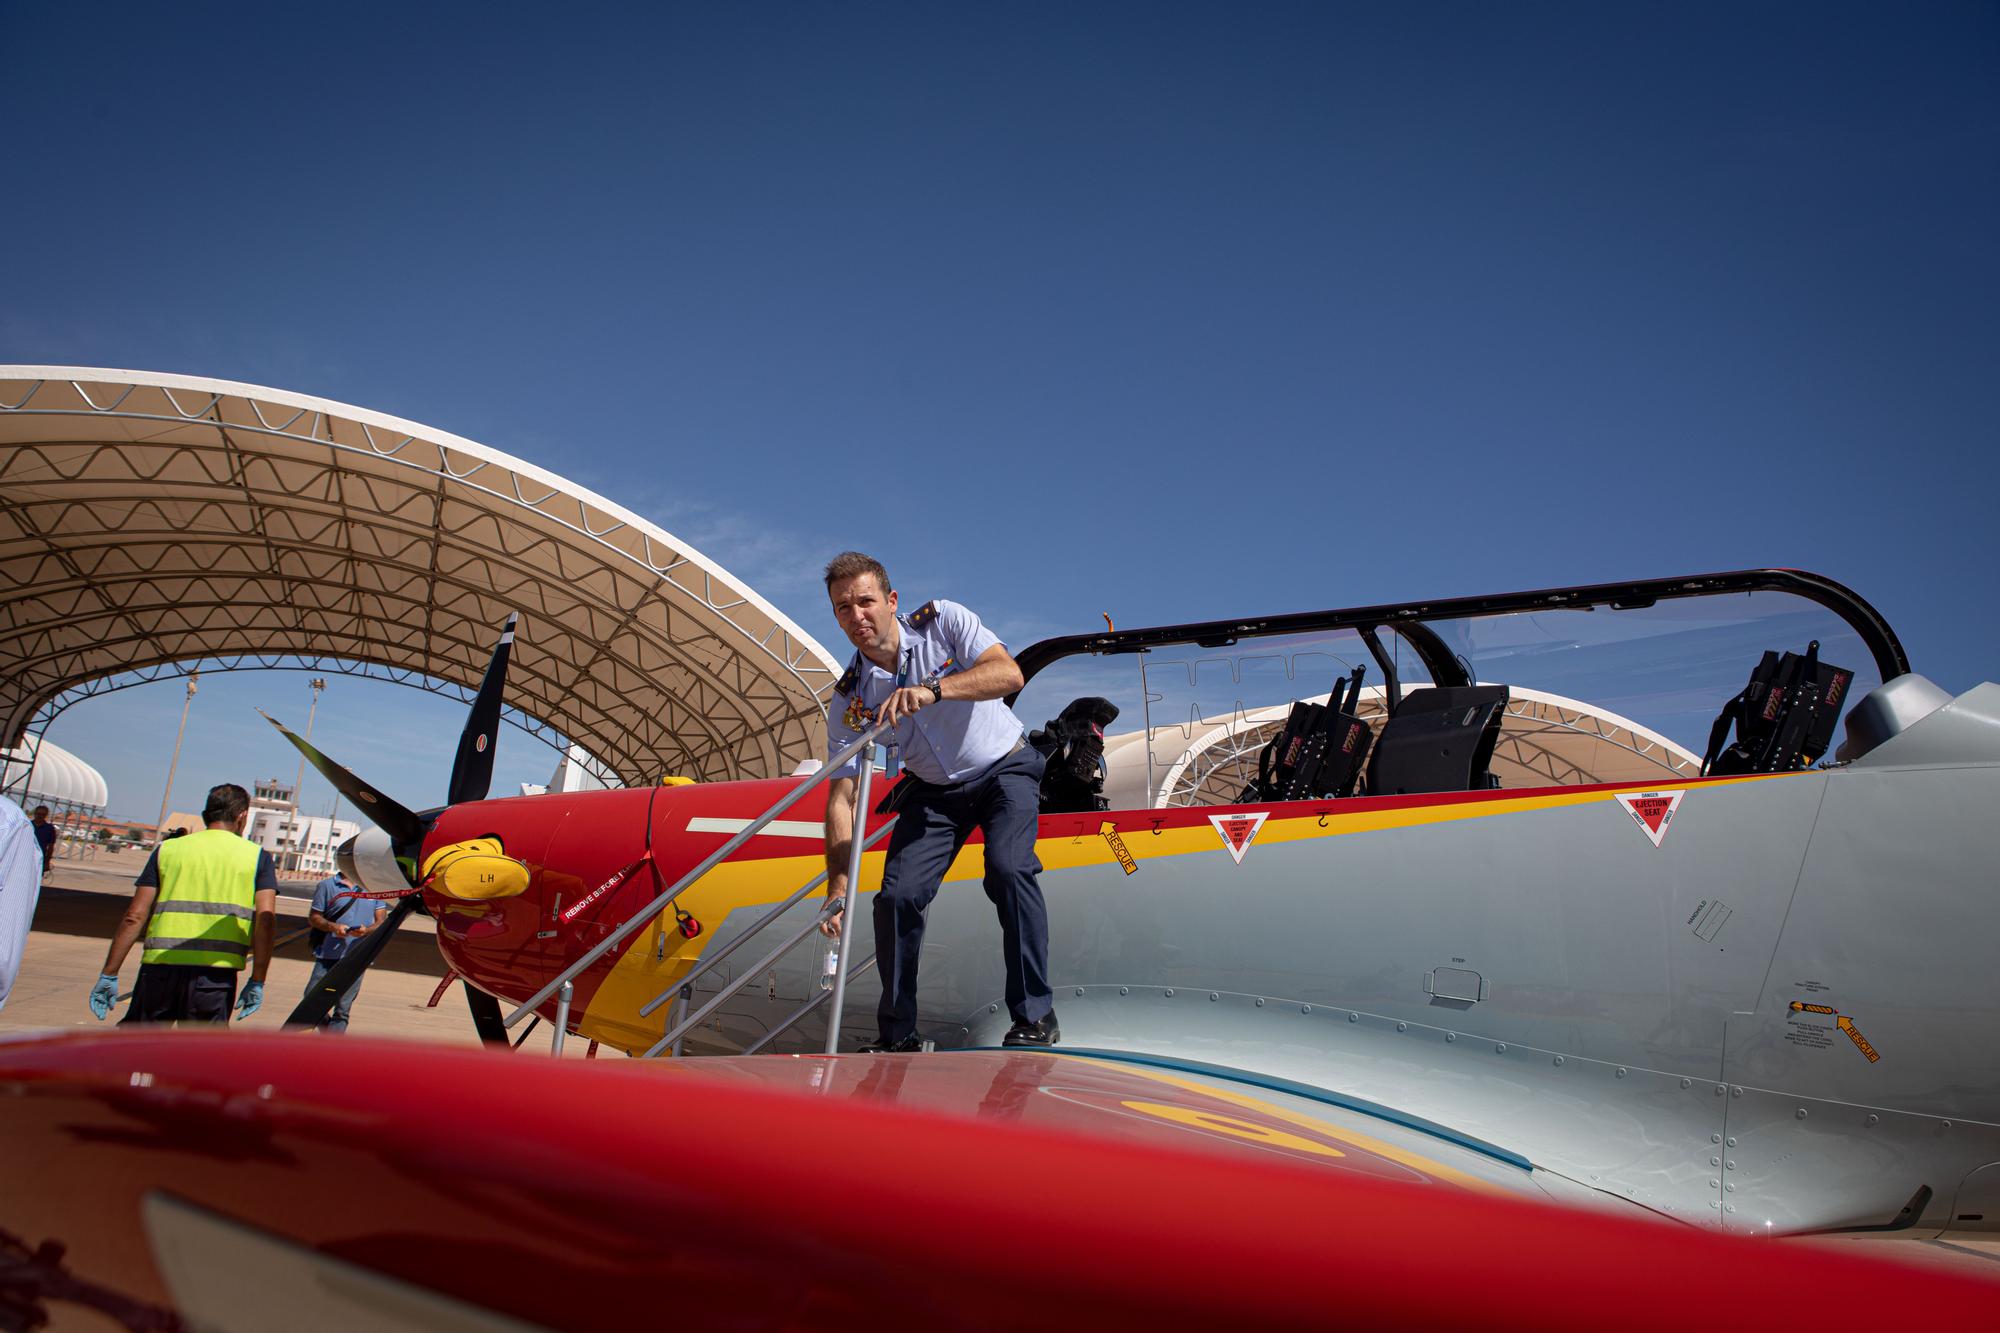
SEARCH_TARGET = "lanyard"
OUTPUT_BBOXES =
[881,646,916,750]
[841,636,916,737]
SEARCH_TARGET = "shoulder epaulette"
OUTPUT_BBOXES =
[834,655,861,696]
[909,600,940,628]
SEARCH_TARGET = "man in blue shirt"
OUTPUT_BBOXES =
[31,807,56,880]
[819,551,1058,1052]
[301,870,387,1033]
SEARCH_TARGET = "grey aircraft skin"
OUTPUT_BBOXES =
[671,570,2000,1242]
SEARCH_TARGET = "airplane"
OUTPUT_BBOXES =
[271,564,1999,1234]
[4,566,1998,1325]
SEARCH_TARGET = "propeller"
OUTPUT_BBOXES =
[255,710,426,847]
[264,615,520,1031]
[290,894,424,1027]
[447,612,515,806]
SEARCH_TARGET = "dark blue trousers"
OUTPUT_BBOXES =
[873,744,1052,1042]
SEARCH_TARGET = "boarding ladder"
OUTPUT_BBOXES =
[500,721,895,1058]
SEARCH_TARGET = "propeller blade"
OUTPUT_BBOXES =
[257,709,426,846]
[283,894,422,1028]
[464,983,511,1046]
[448,613,518,807]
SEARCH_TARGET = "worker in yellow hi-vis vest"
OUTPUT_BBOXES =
[89,783,279,1024]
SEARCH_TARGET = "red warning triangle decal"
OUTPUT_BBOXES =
[1614,790,1684,849]
[1207,811,1269,865]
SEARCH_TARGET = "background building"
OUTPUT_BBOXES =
[245,778,360,879]
[0,735,110,861]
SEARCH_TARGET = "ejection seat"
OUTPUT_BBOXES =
[1700,642,1854,775]
[1239,665,1374,803]
[1028,696,1120,813]
[1364,685,1510,795]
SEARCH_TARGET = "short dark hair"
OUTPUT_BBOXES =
[823,551,891,594]
[202,783,251,826]
[32,806,48,817]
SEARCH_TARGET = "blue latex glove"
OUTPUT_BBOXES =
[89,973,120,1020]
[235,979,265,1021]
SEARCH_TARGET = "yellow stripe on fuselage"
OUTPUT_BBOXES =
[580,773,1794,1046]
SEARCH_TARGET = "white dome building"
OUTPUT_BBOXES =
[0,734,108,818]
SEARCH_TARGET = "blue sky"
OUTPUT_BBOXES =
[3,3,1995,821]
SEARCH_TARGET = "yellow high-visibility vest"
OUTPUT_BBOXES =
[141,828,262,969]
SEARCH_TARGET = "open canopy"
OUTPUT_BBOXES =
[0,368,840,784]
[1012,568,1910,809]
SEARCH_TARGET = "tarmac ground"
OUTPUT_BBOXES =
[2,845,565,1050]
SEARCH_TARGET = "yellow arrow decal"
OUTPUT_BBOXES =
[1098,821,1138,876]
[1836,1015,1880,1063]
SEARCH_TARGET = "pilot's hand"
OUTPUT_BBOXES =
[819,898,845,938]
[875,685,933,729]
[88,973,120,1020]
[235,979,265,1021]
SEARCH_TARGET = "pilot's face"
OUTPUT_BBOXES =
[830,573,898,656]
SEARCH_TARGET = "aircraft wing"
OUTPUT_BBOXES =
[2,1030,1995,1330]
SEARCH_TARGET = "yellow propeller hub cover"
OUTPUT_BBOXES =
[420,837,530,901]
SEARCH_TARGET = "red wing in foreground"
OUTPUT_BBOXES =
[2,1031,1995,1331]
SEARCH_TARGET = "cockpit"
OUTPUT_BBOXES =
[1009,570,1909,813]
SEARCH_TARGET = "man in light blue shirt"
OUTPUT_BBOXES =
[820,551,1057,1052]
[301,870,387,1033]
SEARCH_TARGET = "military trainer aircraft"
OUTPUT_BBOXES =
[4,567,1998,1327]
[261,566,1999,1240]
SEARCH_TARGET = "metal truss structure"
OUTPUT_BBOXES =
[22,655,593,774]
[0,369,840,792]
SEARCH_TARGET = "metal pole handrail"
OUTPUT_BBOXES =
[822,748,874,1052]
[653,751,882,1059]
[743,950,879,1055]
[642,908,840,1057]
[503,720,890,1028]
[635,816,898,1020]
[643,743,881,1056]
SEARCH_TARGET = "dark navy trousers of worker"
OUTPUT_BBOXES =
[821,569,1059,1051]
[873,742,1052,1043]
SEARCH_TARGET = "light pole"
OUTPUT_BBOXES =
[155,673,199,840]
[289,678,326,873]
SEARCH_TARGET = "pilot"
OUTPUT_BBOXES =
[818,551,1058,1052]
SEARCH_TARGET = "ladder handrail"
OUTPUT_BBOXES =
[821,746,875,1054]
[643,748,882,1057]
[643,906,835,1057]
[744,949,879,1055]
[503,719,891,1028]
[635,816,898,1020]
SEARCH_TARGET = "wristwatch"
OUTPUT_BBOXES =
[925,680,943,704]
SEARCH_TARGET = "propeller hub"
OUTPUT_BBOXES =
[338,827,415,900]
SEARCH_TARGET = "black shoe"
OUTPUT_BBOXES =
[858,1034,925,1053]
[1001,1014,1060,1048]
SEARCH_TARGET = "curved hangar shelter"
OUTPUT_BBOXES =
[0,367,840,784]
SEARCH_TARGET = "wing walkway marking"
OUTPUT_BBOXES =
[1071,1058,1509,1196]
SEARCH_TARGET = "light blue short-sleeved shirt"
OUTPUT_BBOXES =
[311,874,384,962]
[825,599,1024,785]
